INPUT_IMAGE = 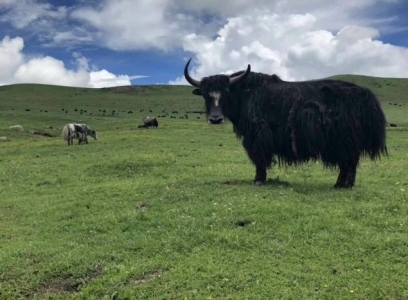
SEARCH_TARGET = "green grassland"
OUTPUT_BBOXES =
[0,75,407,299]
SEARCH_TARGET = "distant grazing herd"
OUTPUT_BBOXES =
[2,59,406,189]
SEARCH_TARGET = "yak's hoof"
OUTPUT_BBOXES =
[334,183,353,189]
[253,180,265,186]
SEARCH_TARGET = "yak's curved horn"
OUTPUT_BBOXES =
[229,64,251,85]
[184,58,201,88]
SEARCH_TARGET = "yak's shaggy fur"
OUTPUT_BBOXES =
[186,62,387,188]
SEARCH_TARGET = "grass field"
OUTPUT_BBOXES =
[0,75,407,299]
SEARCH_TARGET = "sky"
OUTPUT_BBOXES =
[0,0,408,88]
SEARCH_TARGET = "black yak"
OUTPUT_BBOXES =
[142,116,158,128]
[184,58,387,188]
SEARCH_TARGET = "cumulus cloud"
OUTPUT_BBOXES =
[0,0,67,29]
[0,36,24,83]
[0,36,146,88]
[70,0,184,51]
[14,55,90,87]
[171,10,408,84]
[65,0,405,51]
[90,70,147,88]
[1,0,405,50]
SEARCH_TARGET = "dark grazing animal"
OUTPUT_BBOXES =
[184,58,387,188]
[62,123,98,145]
[143,116,159,128]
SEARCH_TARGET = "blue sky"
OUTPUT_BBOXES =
[0,0,407,88]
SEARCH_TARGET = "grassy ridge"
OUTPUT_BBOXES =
[0,76,408,299]
[330,75,408,127]
[0,73,407,128]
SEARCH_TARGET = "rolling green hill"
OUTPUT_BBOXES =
[330,75,408,125]
[0,74,406,129]
[0,83,200,118]
[330,74,408,105]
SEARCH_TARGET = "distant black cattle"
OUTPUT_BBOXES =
[184,58,387,189]
[389,123,397,127]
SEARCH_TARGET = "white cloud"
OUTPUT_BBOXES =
[0,36,24,83]
[51,29,94,45]
[0,36,145,88]
[171,9,408,84]
[65,0,404,51]
[0,0,67,29]
[70,0,183,51]
[1,0,405,50]
[89,70,147,88]
[14,55,90,86]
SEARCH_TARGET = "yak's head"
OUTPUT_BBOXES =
[89,130,98,140]
[184,58,251,125]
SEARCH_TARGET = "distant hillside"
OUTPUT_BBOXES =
[0,74,407,105]
[0,74,406,127]
[0,83,200,118]
[329,74,408,105]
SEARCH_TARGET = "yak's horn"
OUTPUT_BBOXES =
[184,58,201,87]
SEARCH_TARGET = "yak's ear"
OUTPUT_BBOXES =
[192,89,202,96]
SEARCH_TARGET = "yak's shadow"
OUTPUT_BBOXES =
[218,177,350,193]
[221,177,290,187]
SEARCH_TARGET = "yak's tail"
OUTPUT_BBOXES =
[361,88,388,159]
[62,124,70,141]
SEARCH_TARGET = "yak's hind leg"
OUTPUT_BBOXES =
[253,165,267,186]
[334,166,347,188]
[68,133,73,145]
[334,159,358,189]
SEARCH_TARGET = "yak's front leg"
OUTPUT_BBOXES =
[243,135,272,186]
[254,166,267,186]
[334,166,347,188]
[334,159,359,189]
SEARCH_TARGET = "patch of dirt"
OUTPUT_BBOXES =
[235,219,252,227]
[139,203,148,211]
[125,268,168,286]
[32,264,103,297]
[37,274,80,294]
[29,130,54,137]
